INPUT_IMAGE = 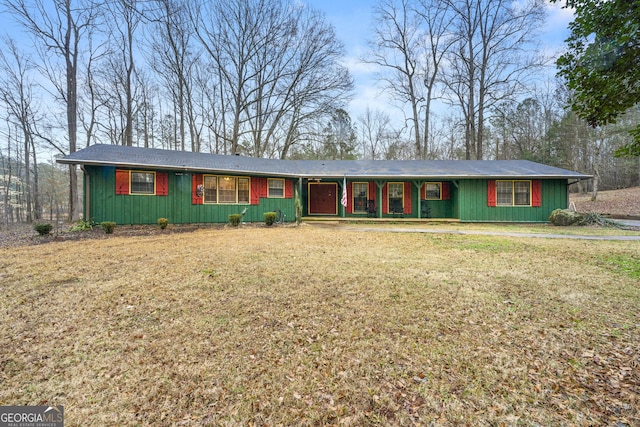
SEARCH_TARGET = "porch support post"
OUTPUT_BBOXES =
[341,177,347,218]
[297,177,303,220]
[375,180,385,218]
[413,180,425,218]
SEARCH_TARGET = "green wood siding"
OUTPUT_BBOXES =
[457,179,568,222]
[83,167,569,224]
[84,166,295,224]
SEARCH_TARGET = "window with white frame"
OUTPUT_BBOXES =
[268,178,285,198]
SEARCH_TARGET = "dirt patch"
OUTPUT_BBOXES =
[0,222,289,249]
[570,186,640,218]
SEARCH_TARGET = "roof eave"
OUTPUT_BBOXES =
[57,158,303,178]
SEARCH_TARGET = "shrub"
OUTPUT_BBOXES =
[264,211,277,226]
[157,217,169,229]
[69,219,94,231]
[578,212,621,228]
[34,223,53,236]
[100,221,116,234]
[228,214,242,227]
[548,209,583,226]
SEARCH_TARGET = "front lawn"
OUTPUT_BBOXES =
[1,226,638,425]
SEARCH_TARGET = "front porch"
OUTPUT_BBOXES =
[301,216,461,224]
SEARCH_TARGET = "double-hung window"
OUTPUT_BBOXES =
[268,179,285,198]
[497,180,531,206]
[130,171,155,195]
[425,182,441,200]
[388,183,404,213]
[352,182,368,213]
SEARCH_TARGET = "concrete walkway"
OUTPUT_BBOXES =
[309,223,640,241]
[618,219,640,228]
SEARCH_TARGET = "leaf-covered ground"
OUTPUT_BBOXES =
[1,226,638,426]
[571,186,640,218]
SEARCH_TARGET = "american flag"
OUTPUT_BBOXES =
[341,177,348,207]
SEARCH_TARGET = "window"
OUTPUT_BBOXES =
[203,175,217,203]
[218,176,236,203]
[388,182,404,213]
[497,180,531,206]
[202,175,250,204]
[425,182,441,200]
[268,179,284,198]
[131,171,155,195]
[352,182,368,213]
[238,178,250,203]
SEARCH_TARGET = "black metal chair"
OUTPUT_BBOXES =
[366,200,377,217]
[420,200,431,218]
[390,200,404,218]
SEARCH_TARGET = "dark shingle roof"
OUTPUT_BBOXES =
[58,144,590,180]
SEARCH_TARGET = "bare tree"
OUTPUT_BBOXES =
[0,37,40,222]
[1,119,15,227]
[147,0,200,151]
[414,0,454,159]
[365,0,454,160]
[441,0,546,159]
[4,0,98,221]
[366,0,424,158]
[102,0,142,146]
[193,0,352,157]
[357,107,393,160]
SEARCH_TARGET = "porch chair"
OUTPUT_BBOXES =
[390,199,404,218]
[420,200,431,218]
[366,200,377,217]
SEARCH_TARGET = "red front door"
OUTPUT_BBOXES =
[308,183,338,215]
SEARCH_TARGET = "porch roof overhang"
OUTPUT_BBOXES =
[58,144,592,180]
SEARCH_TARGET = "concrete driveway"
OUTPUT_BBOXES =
[309,222,640,241]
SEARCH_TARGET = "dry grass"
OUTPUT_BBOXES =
[1,226,638,426]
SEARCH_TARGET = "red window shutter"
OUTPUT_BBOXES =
[369,182,376,202]
[382,184,389,214]
[192,174,204,205]
[250,177,267,204]
[487,180,497,207]
[156,172,169,196]
[346,182,352,214]
[403,182,412,214]
[285,179,294,198]
[420,183,426,199]
[532,180,542,207]
[115,169,130,195]
[442,182,450,200]
[250,178,260,204]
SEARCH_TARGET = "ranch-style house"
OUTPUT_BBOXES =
[58,144,590,225]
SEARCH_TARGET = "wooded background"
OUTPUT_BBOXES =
[1,0,638,224]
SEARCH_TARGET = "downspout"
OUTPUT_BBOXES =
[413,180,425,218]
